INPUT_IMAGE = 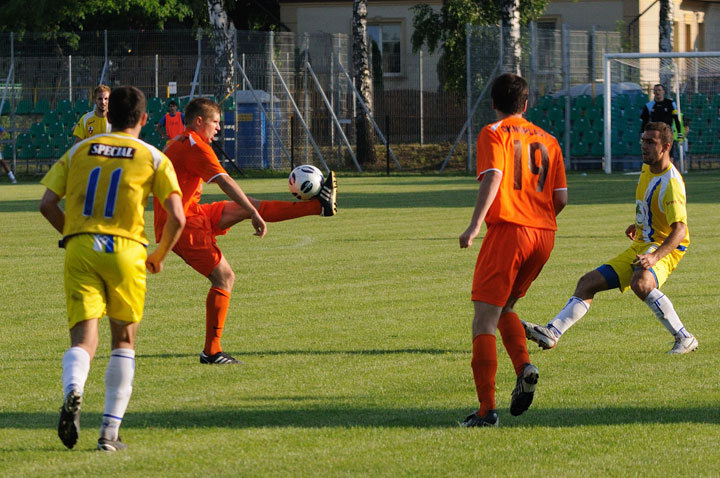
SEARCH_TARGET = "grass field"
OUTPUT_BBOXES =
[1,172,718,476]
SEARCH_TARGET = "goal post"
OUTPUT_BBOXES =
[603,51,720,173]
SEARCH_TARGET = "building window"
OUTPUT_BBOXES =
[367,22,402,75]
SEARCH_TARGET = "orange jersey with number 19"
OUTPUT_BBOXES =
[476,116,566,230]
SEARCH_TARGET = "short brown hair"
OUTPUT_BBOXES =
[644,121,673,146]
[108,86,146,130]
[185,98,221,125]
[491,73,529,115]
[94,84,111,98]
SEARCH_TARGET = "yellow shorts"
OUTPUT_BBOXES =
[600,241,684,293]
[64,234,147,329]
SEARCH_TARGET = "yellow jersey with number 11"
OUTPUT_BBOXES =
[41,132,181,245]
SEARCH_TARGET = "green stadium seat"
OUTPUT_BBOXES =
[140,123,156,140]
[537,95,554,110]
[589,141,604,157]
[571,140,588,156]
[56,101,74,121]
[15,99,33,115]
[3,143,14,158]
[51,134,71,153]
[147,97,163,115]
[223,95,235,111]
[36,142,55,159]
[33,133,50,148]
[47,121,65,137]
[29,122,46,138]
[16,133,33,149]
[18,144,36,159]
[0,101,9,115]
[32,99,51,115]
[575,94,592,110]
[615,94,631,109]
[74,99,91,115]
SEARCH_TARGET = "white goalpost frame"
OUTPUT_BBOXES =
[603,51,720,174]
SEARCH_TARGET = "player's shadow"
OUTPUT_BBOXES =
[1,406,718,433]
[138,348,465,360]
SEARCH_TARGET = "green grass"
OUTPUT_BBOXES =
[1,172,719,476]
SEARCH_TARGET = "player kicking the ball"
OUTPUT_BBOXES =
[523,122,698,355]
[459,73,567,427]
[153,97,337,365]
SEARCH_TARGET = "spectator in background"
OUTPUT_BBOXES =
[640,84,684,158]
[156,99,185,141]
[0,125,17,183]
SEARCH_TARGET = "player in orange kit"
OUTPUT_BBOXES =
[154,97,337,364]
[458,73,567,427]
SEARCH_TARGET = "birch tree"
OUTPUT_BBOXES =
[500,0,521,75]
[207,0,237,104]
[659,0,674,89]
[352,0,377,165]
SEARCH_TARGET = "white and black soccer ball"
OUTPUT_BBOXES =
[288,165,324,201]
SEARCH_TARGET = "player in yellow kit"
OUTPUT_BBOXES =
[73,85,112,143]
[40,86,186,452]
[524,122,698,355]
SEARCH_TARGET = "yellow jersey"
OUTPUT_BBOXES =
[41,132,181,245]
[634,163,689,250]
[73,111,112,139]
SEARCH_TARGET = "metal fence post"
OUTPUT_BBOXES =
[68,55,73,101]
[419,48,424,146]
[304,33,310,163]
[269,31,275,167]
[562,23,571,170]
[530,22,537,105]
[466,24,473,174]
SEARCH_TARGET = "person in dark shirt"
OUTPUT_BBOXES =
[640,85,684,158]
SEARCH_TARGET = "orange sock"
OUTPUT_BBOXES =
[497,311,530,376]
[258,199,321,222]
[205,287,231,356]
[470,334,497,415]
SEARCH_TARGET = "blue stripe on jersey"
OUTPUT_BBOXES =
[104,168,122,218]
[83,167,101,216]
[677,245,687,252]
[645,179,662,242]
[105,235,114,253]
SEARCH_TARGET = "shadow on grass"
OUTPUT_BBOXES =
[137,348,465,360]
[2,405,718,431]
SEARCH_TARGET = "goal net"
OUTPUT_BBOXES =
[602,51,720,173]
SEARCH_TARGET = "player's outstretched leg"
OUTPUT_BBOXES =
[644,289,698,354]
[509,363,539,416]
[58,388,83,449]
[316,171,337,217]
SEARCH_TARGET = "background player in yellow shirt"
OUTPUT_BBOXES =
[40,85,186,452]
[524,122,698,355]
[73,85,112,144]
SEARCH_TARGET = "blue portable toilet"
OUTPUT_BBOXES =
[224,90,281,168]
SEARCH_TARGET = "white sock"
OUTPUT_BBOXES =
[8,171,16,182]
[548,296,590,336]
[62,346,91,398]
[100,348,135,441]
[644,289,688,337]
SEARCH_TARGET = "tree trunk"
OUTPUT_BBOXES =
[207,0,236,105]
[501,0,522,75]
[659,0,674,89]
[352,0,377,165]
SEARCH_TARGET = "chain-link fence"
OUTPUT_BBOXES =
[2,24,720,176]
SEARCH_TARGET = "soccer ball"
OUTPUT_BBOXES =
[288,165,324,201]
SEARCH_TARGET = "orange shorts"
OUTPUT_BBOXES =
[173,201,230,277]
[472,222,555,306]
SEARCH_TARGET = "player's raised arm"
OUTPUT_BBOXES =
[146,193,185,274]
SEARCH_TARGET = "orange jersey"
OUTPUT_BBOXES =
[153,128,227,242]
[476,116,566,230]
[163,112,185,139]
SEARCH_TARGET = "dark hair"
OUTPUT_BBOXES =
[168,99,178,107]
[653,84,665,91]
[107,86,146,130]
[185,97,221,125]
[644,121,673,146]
[491,73,529,115]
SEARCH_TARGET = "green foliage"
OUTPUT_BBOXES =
[0,0,198,34]
[1,173,720,474]
[412,0,549,94]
